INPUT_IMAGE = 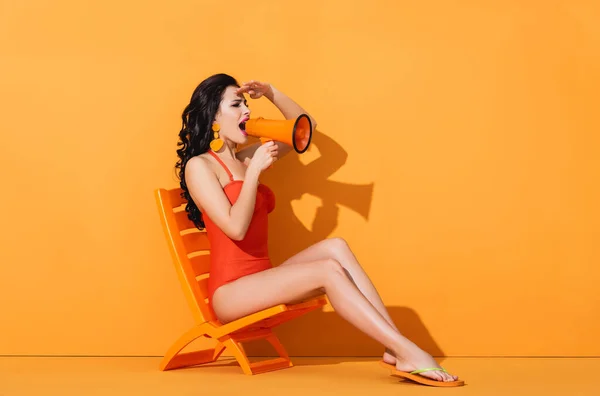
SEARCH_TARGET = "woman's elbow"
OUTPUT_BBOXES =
[227,227,247,241]
[230,233,245,241]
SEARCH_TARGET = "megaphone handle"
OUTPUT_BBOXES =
[259,138,276,169]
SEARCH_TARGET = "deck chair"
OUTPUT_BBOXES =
[155,187,328,375]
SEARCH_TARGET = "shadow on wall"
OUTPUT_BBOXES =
[244,130,444,359]
[262,129,374,265]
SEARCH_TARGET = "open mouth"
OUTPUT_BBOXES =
[239,119,248,136]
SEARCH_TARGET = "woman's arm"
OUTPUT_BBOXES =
[264,84,318,136]
[236,81,317,162]
[185,155,260,241]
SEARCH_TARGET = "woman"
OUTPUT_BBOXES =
[175,73,462,386]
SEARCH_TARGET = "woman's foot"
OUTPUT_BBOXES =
[388,344,458,383]
[383,348,396,365]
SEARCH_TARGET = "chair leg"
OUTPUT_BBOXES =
[222,330,293,375]
[222,337,253,375]
[266,333,291,362]
[160,324,225,371]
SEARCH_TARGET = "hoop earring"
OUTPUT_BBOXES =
[209,123,224,151]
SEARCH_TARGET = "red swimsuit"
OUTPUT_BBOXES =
[204,150,276,306]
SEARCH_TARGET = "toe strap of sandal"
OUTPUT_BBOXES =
[410,367,448,375]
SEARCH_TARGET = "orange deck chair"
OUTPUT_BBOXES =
[155,187,328,375]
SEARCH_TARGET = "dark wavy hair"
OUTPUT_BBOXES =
[175,73,239,229]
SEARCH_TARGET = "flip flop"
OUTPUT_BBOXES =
[379,361,465,387]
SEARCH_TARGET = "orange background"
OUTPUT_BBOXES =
[1,0,598,357]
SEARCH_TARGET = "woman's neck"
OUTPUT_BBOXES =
[213,142,238,160]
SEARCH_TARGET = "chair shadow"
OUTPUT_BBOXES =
[241,130,445,367]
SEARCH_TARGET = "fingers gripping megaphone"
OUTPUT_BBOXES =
[244,114,313,153]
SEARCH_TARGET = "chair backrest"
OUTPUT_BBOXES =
[155,187,216,323]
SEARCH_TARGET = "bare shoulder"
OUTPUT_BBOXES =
[184,153,235,230]
[185,154,217,184]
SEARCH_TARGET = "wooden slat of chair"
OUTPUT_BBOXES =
[189,254,211,276]
[173,210,198,231]
[168,188,187,208]
[181,232,211,252]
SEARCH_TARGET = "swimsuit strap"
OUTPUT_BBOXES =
[208,150,234,182]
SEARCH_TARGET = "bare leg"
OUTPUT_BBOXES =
[278,238,402,363]
[212,258,457,382]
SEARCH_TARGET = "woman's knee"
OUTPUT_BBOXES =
[326,237,350,255]
[327,237,361,269]
[323,257,344,271]
[319,258,349,286]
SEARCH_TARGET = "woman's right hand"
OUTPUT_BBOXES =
[245,141,278,175]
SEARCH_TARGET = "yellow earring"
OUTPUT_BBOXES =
[209,123,224,151]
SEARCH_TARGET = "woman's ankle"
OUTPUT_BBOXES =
[391,338,422,359]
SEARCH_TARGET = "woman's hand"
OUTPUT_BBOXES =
[236,80,274,100]
[244,141,278,175]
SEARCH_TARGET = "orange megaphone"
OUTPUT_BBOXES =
[244,114,313,153]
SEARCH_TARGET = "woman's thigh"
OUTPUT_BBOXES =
[279,238,346,267]
[211,259,337,324]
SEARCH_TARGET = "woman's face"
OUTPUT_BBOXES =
[213,86,251,146]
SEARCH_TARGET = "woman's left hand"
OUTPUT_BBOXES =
[236,80,274,100]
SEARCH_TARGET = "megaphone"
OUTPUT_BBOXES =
[245,114,313,154]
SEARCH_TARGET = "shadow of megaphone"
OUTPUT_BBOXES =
[307,180,374,221]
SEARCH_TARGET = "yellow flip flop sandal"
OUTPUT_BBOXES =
[379,361,465,387]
